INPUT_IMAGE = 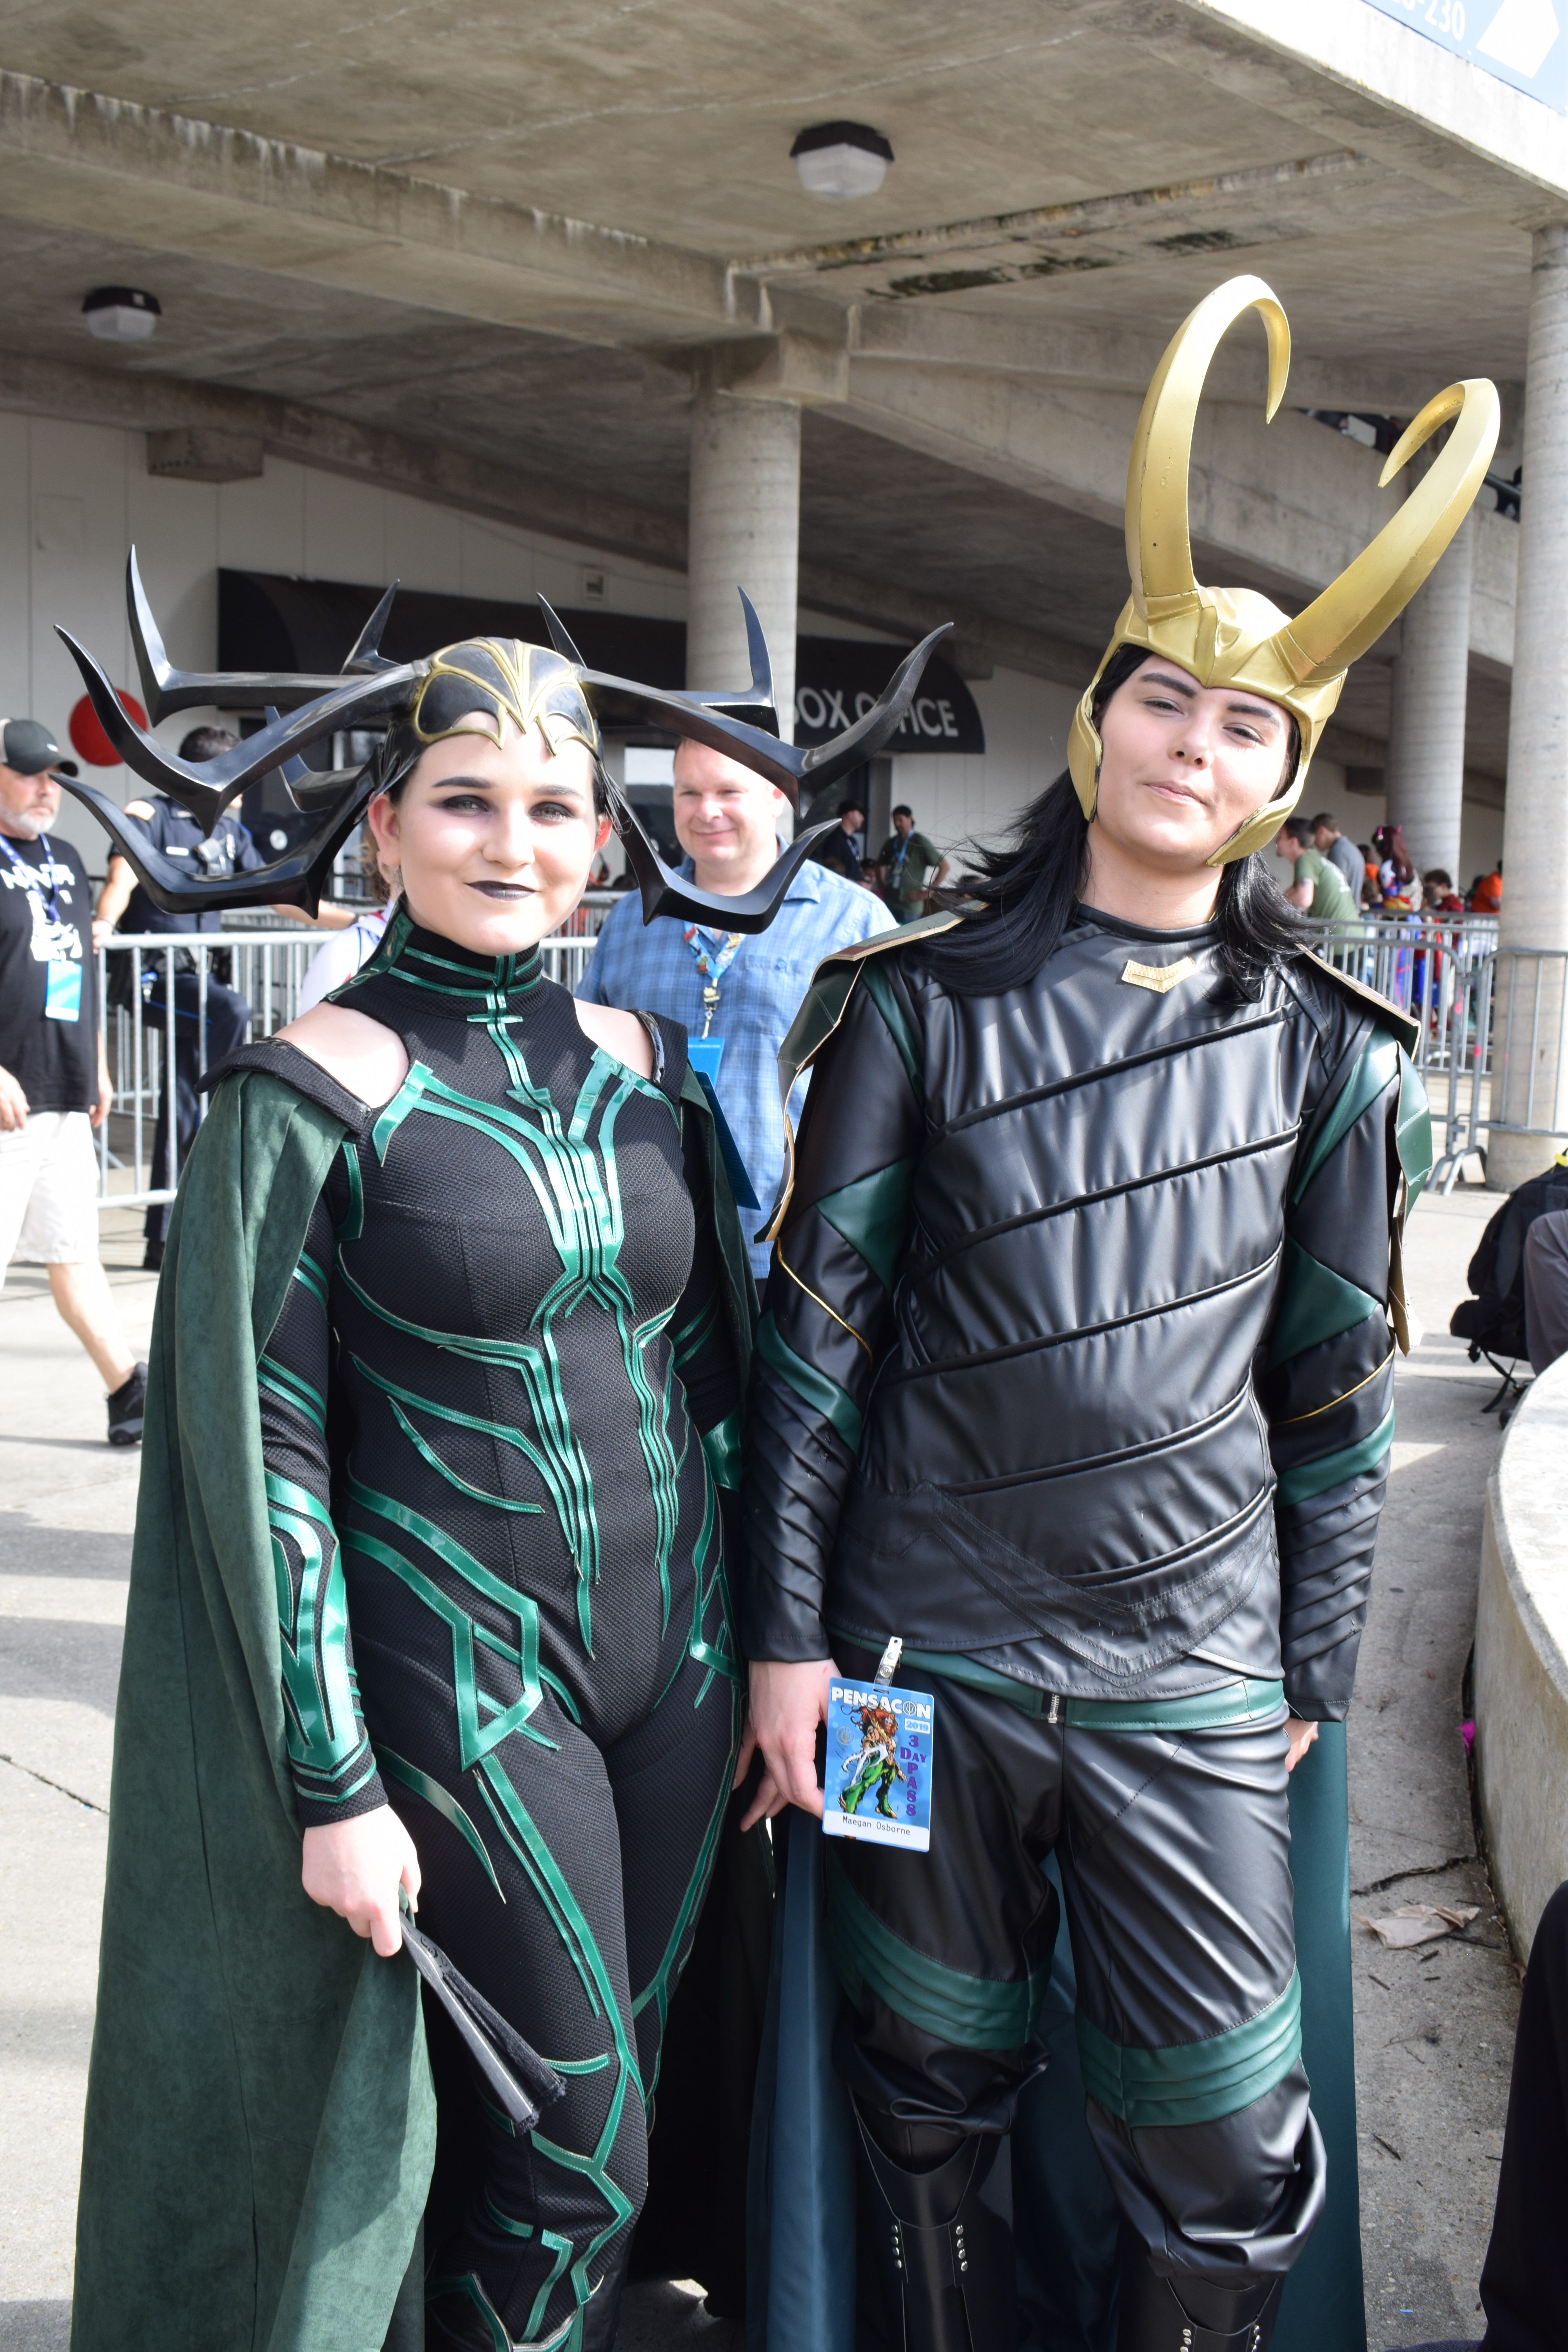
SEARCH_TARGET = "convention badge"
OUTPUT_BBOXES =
[823,1641,934,1853]
[683,1036,762,1210]
[44,958,83,1022]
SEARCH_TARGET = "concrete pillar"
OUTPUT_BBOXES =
[1381,512,1474,884]
[1493,223,1568,1188]
[687,389,800,742]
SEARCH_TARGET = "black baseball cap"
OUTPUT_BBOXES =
[0,719,62,775]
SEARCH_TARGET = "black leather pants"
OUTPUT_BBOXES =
[828,1648,1325,2301]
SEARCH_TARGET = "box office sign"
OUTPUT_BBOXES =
[792,636,985,756]
[218,574,987,759]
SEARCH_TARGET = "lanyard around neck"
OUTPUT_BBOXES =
[0,830,63,926]
[682,924,744,1038]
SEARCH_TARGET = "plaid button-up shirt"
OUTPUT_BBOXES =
[576,857,895,1274]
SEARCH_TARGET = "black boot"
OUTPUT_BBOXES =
[1116,2245,1283,2352]
[854,2106,1017,2352]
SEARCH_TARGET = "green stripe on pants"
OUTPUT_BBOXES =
[1075,1969,1303,2129]
[825,1849,1049,2051]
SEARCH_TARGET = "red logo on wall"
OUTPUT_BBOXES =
[69,689,147,768]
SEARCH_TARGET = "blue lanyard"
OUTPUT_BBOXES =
[0,829,64,925]
[682,924,744,1038]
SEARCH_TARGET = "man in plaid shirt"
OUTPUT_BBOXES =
[577,742,894,1279]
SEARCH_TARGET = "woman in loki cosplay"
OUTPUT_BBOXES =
[56,576,944,2352]
[742,276,1496,2352]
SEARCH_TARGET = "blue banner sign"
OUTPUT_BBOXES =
[1364,0,1566,110]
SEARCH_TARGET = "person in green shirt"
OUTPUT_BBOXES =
[1276,813,1356,921]
[875,804,949,922]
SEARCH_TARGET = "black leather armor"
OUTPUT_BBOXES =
[743,906,1428,1720]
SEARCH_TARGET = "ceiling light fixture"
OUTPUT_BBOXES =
[82,286,162,344]
[790,121,894,200]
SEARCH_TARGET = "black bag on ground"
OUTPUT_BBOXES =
[1450,1160,1568,1359]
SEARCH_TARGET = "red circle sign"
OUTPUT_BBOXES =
[69,688,147,768]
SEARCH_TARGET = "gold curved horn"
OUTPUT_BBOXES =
[1126,274,1291,618]
[1274,378,1500,684]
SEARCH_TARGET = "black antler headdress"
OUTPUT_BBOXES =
[54,552,950,930]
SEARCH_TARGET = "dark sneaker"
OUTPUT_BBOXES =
[107,1361,147,1447]
[142,1239,165,1272]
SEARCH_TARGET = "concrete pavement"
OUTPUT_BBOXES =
[1351,1186,1520,2349]
[0,1189,1528,2349]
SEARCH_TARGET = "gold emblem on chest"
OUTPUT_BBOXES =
[1120,955,1199,995]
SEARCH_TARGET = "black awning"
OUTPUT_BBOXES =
[218,571,983,755]
[792,637,983,755]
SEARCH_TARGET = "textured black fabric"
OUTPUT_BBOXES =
[744,907,1407,1719]
[256,916,743,2345]
[830,1646,1320,2295]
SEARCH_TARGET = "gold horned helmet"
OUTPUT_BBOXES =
[1067,275,1500,864]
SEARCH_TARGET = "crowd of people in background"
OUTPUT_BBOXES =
[1275,808,1502,924]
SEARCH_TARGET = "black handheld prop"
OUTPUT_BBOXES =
[399,1908,565,2134]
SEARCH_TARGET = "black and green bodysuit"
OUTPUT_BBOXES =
[250,913,744,2352]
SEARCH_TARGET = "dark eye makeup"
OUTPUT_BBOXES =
[428,778,588,817]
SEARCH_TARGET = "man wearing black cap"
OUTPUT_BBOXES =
[0,720,145,1444]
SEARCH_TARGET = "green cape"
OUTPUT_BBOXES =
[73,1055,755,2352]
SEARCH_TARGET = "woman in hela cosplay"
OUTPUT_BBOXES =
[742,277,1497,2352]
[55,575,942,2352]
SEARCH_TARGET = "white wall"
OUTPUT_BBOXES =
[889,666,1081,866]
[0,412,688,880]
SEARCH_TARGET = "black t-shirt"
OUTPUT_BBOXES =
[122,797,266,935]
[0,829,98,1112]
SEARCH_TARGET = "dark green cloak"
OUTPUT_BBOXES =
[73,1054,757,2352]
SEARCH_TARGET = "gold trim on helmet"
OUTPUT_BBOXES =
[1066,275,1499,865]
[411,639,600,759]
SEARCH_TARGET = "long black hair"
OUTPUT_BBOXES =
[916,643,1304,1000]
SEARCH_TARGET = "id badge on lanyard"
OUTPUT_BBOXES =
[45,959,82,1021]
[822,1638,935,1853]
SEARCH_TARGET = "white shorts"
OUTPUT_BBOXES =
[0,1109,101,1278]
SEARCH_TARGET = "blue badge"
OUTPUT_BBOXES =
[822,1677,935,1853]
[44,959,82,1021]
[684,1036,761,1209]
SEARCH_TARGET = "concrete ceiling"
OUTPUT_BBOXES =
[0,0,1544,778]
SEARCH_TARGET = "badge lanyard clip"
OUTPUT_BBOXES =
[683,925,744,1040]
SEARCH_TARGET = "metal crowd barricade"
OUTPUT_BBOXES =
[1293,918,1568,1194]
[1294,914,1501,1191]
[98,898,1554,1220]
[94,893,623,1216]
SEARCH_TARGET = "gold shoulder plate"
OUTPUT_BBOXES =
[823,907,965,966]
